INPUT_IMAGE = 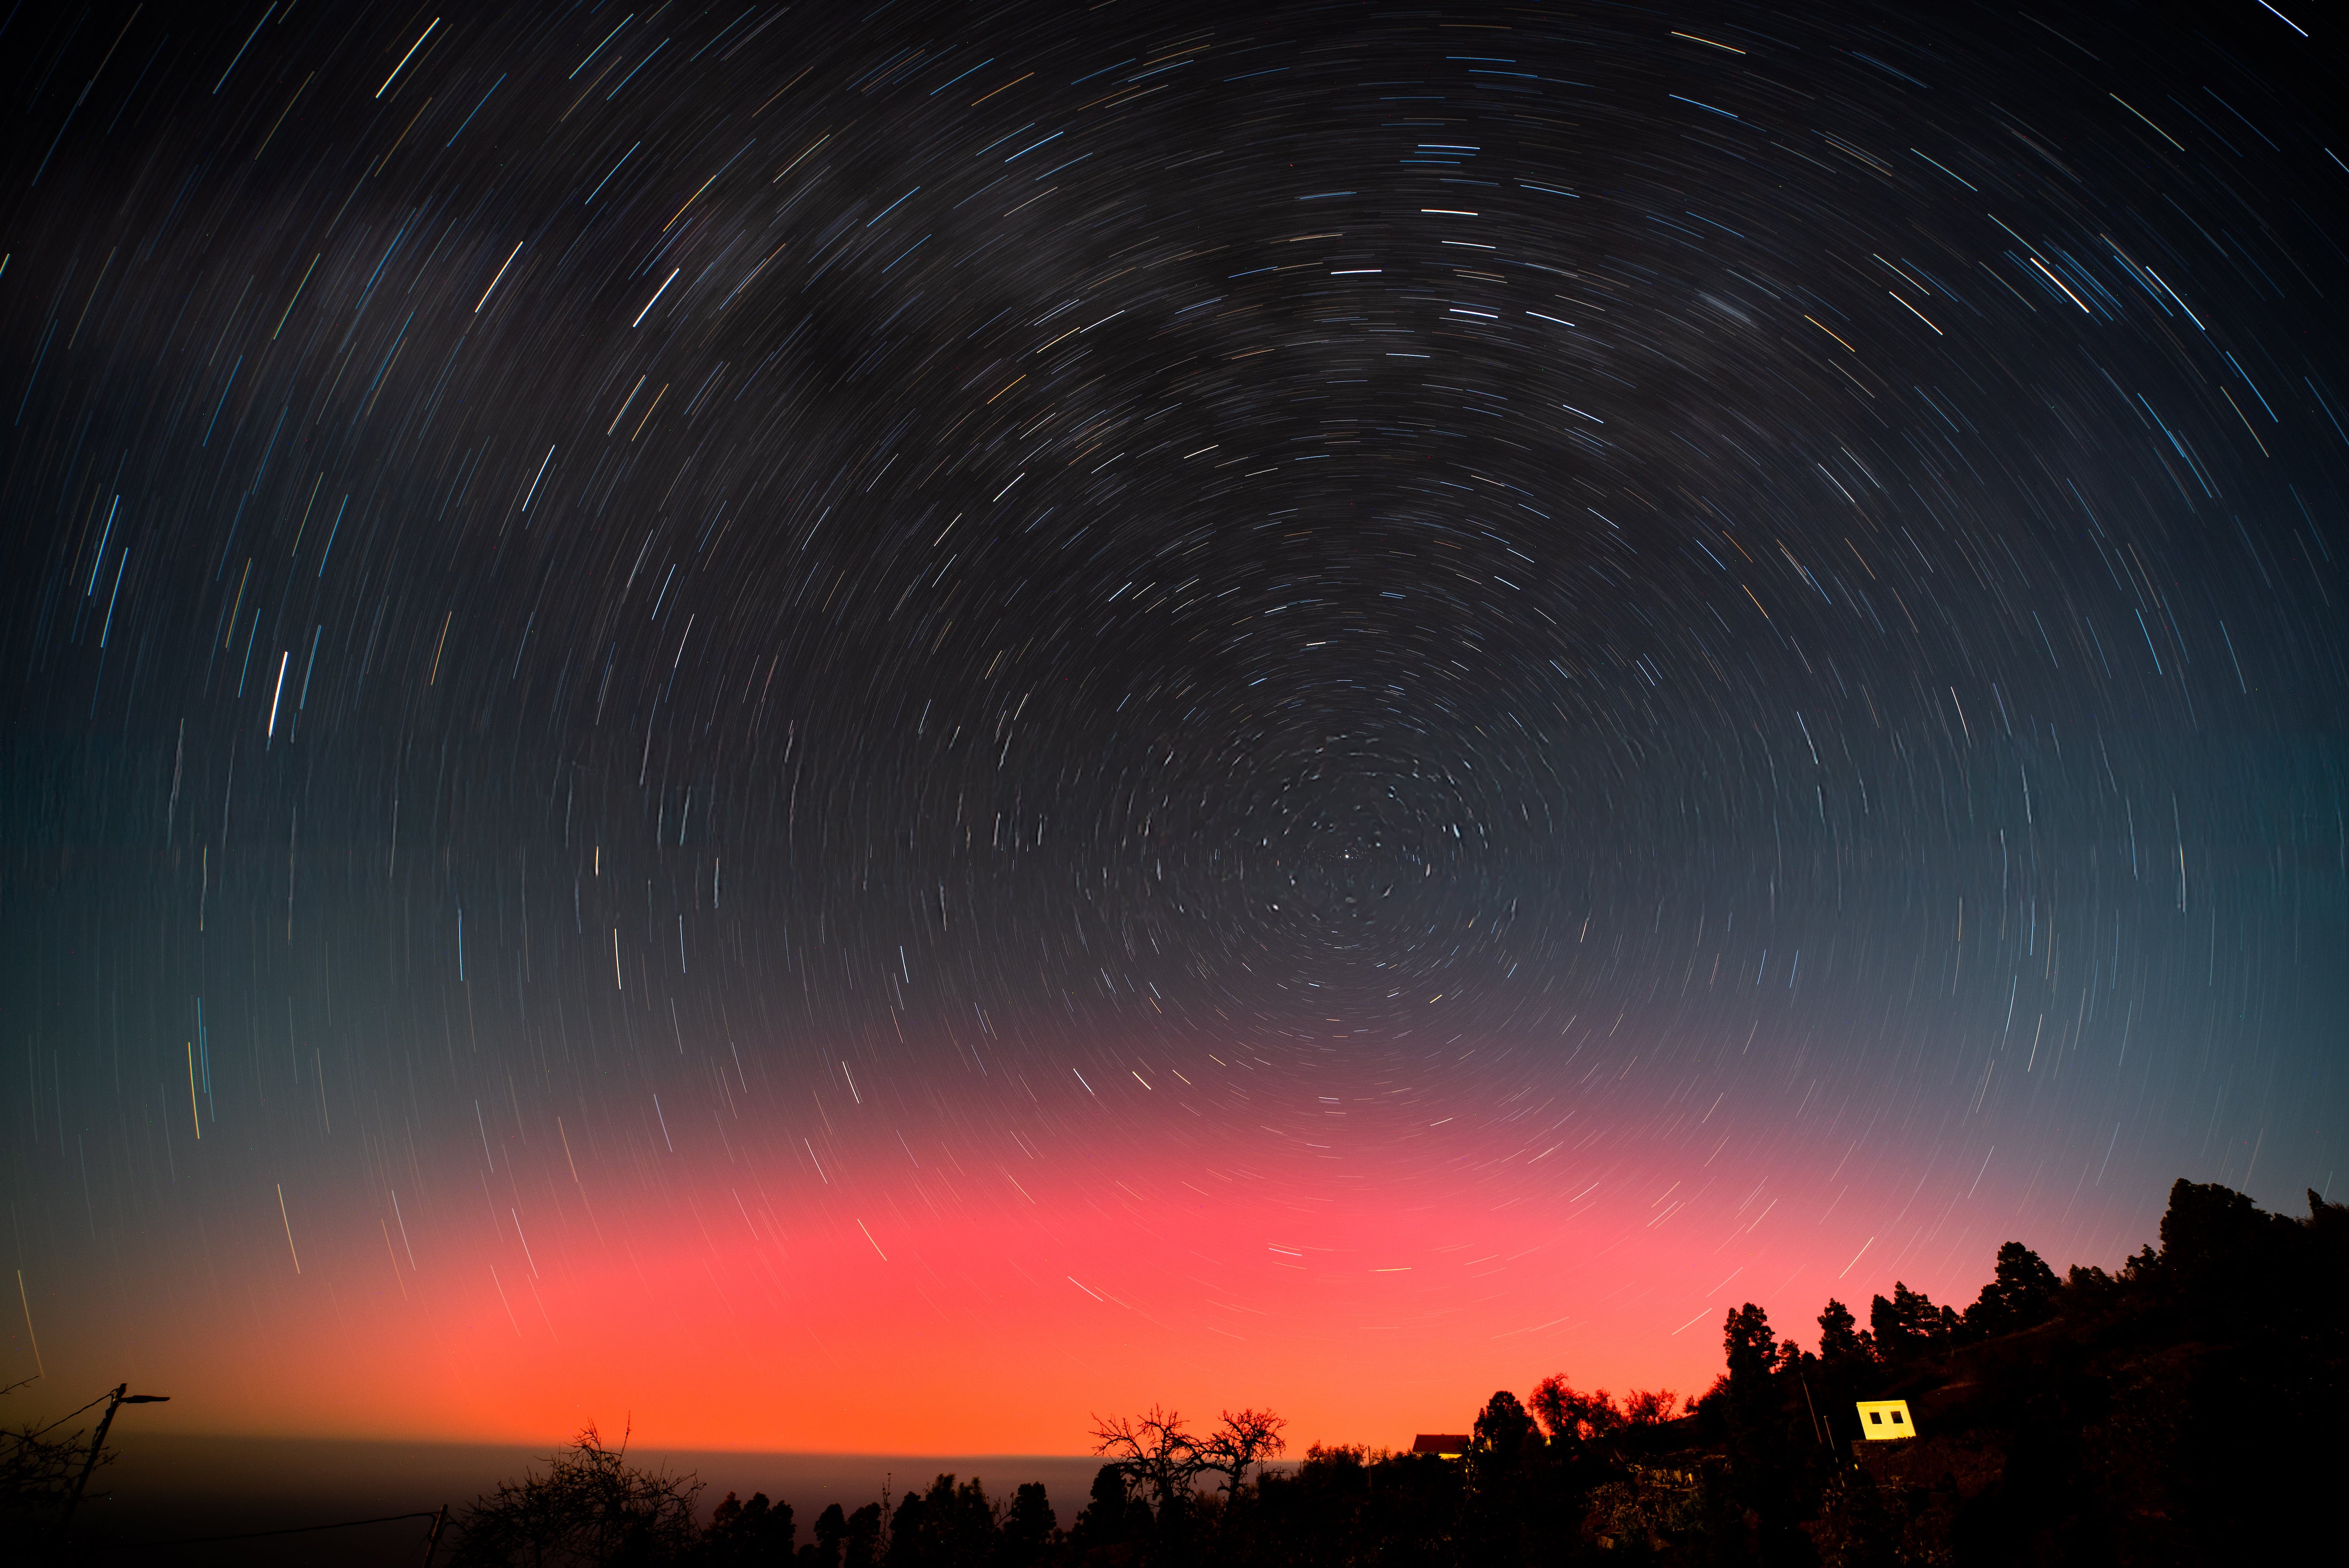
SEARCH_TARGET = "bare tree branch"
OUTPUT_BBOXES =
[1197,1407,1288,1505]
[1088,1404,1204,1518]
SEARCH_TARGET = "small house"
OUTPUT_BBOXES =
[1854,1400,1917,1440]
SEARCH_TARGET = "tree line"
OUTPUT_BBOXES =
[10,1175,2337,1564]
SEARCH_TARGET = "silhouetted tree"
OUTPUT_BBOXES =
[700,1490,793,1564]
[2061,1261,2120,1310]
[1723,1303,1777,1399]
[1,1377,102,1557]
[448,1425,702,1568]
[1804,1297,1883,1447]
[1065,1462,1132,1557]
[2157,1178,2273,1273]
[1090,1404,1205,1523]
[1814,1297,1871,1367]
[797,1501,880,1568]
[885,1474,996,1568]
[993,1482,1055,1566]
[1528,1373,1571,1443]
[1867,1281,1954,1361]
[1459,1390,1538,1563]
[803,1502,846,1567]
[1720,1302,1783,1467]
[1196,1407,1288,1509]
[1470,1389,1536,1470]
[1960,1240,2061,1340]
[1618,1388,1680,1428]
[1243,1444,1393,1568]
[802,1502,848,1567]
[841,1503,883,1568]
[1718,1304,1820,1563]
[1528,1373,1621,1445]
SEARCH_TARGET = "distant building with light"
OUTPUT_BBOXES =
[1855,1400,1917,1440]
[1409,1434,1471,1459]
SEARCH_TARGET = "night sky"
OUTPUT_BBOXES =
[5,0,2345,1456]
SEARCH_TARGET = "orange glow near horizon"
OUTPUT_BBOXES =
[24,1079,2067,1458]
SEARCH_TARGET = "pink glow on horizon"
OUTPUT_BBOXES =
[46,1090,2078,1455]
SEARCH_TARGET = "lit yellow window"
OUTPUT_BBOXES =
[1854,1400,1917,1440]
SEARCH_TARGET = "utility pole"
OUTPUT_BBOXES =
[420,1502,451,1566]
[1794,1366,1827,1447]
[60,1382,171,1530]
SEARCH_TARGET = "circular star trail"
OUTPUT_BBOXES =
[3,0,2344,1452]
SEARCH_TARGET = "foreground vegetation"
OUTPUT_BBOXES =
[9,1176,2337,1564]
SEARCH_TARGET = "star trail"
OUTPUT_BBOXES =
[3,0,2344,1454]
